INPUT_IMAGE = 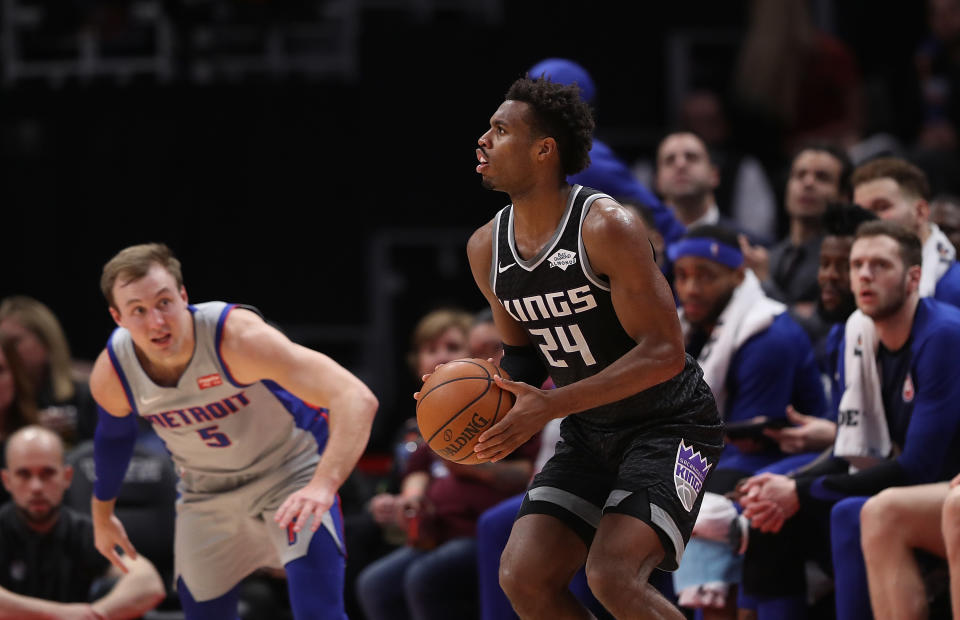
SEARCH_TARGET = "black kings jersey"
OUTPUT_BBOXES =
[491,185,706,427]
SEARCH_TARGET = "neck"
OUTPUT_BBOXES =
[790,216,822,245]
[874,294,920,351]
[19,509,59,535]
[669,194,713,226]
[919,222,931,245]
[511,182,572,236]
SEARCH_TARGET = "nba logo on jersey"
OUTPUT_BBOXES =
[902,373,915,402]
[197,374,223,390]
[547,249,577,271]
[674,440,712,512]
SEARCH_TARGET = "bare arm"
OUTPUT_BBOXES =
[0,587,101,620]
[90,555,165,619]
[466,221,532,348]
[220,309,378,531]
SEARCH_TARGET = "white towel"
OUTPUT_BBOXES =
[919,223,956,297]
[834,224,955,469]
[680,270,785,417]
[834,310,890,468]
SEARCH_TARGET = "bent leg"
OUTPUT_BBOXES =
[586,513,683,620]
[500,513,592,620]
[860,485,948,620]
[285,524,348,620]
[177,576,240,620]
[940,484,960,620]
[831,497,871,620]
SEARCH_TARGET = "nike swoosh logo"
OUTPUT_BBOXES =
[498,262,516,273]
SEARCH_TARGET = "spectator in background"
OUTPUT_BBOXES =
[930,193,960,250]
[0,296,98,443]
[655,131,770,246]
[738,222,960,620]
[527,58,687,248]
[740,143,853,317]
[678,90,778,241]
[852,156,960,306]
[0,331,38,506]
[468,309,503,365]
[0,425,165,619]
[667,225,827,615]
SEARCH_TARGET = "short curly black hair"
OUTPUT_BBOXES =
[505,77,594,177]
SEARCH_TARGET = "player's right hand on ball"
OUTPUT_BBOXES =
[92,511,138,573]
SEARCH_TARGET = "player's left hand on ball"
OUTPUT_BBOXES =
[275,480,335,533]
[474,375,551,463]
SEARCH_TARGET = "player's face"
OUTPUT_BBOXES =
[849,235,917,321]
[476,100,540,194]
[109,263,191,360]
[417,326,469,378]
[656,133,718,202]
[673,256,742,327]
[1,435,71,527]
[0,318,47,391]
[818,235,855,318]
[931,200,960,251]
[469,322,503,365]
[854,178,925,236]
[0,348,14,415]
[786,150,844,218]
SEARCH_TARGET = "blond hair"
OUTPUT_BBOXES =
[0,331,38,438]
[406,308,473,374]
[0,296,75,403]
[101,243,183,310]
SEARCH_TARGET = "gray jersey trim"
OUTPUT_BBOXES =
[527,485,601,528]
[604,489,632,509]
[508,185,583,272]
[577,192,614,292]
[651,503,685,566]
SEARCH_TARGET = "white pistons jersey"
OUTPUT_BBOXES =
[107,301,320,489]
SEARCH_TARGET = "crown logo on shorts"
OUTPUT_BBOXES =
[674,440,712,512]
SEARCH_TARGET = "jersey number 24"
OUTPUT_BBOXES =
[529,324,596,368]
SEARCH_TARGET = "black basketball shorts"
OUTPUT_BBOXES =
[518,404,723,571]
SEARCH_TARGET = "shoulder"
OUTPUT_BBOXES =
[89,350,131,415]
[914,298,960,348]
[582,196,647,244]
[935,262,960,303]
[220,306,272,354]
[467,216,497,270]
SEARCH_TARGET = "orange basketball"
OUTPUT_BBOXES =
[415,358,513,465]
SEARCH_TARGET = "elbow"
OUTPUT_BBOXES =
[658,341,686,381]
[358,386,379,424]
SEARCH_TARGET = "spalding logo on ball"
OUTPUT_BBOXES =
[415,358,514,465]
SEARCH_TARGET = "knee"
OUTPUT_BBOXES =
[942,488,960,547]
[860,491,902,545]
[585,551,656,608]
[498,548,532,603]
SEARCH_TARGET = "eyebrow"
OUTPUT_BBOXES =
[123,287,173,307]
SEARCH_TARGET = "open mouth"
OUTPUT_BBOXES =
[476,149,489,173]
[152,334,172,346]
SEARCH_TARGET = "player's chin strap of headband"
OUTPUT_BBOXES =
[666,238,744,269]
[93,406,139,501]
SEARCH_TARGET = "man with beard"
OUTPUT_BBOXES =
[0,426,164,619]
[737,221,960,619]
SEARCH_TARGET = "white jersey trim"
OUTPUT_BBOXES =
[577,192,613,292]
[490,207,507,293]
[508,185,583,272]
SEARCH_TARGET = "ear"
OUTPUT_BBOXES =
[906,264,923,291]
[62,464,73,488]
[1,470,10,494]
[709,165,720,191]
[109,306,122,326]
[180,285,189,305]
[915,198,930,227]
[733,266,746,285]
[536,137,557,162]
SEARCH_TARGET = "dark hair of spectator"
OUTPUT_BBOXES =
[851,157,931,201]
[822,202,878,238]
[0,331,38,439]
[504,77,594,177]
[792,141,854,199]
[681,224,742,249]
[854,220,922,268]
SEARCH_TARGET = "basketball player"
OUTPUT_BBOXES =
[88,243,378,620]
[467,77,724,618]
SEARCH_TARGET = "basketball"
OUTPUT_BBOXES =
[415,358,513,465]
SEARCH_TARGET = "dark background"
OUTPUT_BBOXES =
[0,0,930,447]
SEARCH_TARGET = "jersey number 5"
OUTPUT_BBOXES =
[529,324,596,368]
[198,425,232,448]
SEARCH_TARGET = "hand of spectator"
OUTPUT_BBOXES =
[763,405,837,453]
[274,477,336,533]
[60,603,106,620]
[738,234,770,282]
[398,494,428,524]
[91,507,138,574]
[369,493,402,526]
[739,473,799,531]
[474,375,552,463]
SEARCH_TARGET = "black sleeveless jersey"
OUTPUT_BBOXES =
[491,185,710,428]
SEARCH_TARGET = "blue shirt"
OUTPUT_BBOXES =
[935,261,960,307]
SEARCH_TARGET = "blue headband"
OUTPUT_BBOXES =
[667,238,744,269]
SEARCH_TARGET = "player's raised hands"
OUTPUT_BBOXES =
[473,375,551,462]
[91,505,138,574]
[275,478,336,533]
